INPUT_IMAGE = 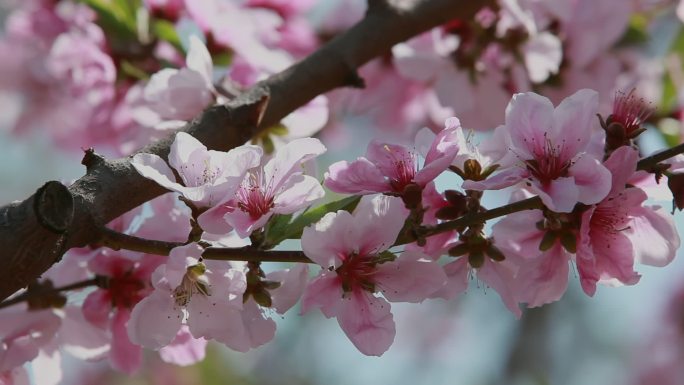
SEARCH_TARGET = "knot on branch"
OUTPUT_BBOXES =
[34,181,74,234]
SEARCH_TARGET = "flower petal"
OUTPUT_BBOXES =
[324,158,391,194]
[127,290,182,350]
[375,254,446,303]
[336,291,395,356]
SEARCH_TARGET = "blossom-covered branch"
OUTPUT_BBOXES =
[0,0,492,302]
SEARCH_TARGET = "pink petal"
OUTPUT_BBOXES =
[224,207,272,238]
[523,32,562,83]
[127,290,182,350]
[589,227,640,287]
[131,153,182,193]
[240,300,277,349]
[365,140,414,176]
[185,36,213,87]
[337,290,395,356]
[550,89,599,156]
[477,259,522,318]
[352,195,408,256]
[324,158,391,194]
[168,132,205,172]
[375,255,446,303]
[267,264,309,314]
[109,310,142,374]
[514,244,570,308]
[300,271,343,318]
[414,125,459,186]
[82,290,111,329]
[186,297,251,352]
[59,306,110,361]
[568,155,611,206]
[530,176,580,213]
[628,205,680,267]
[158,325,207,366]
[430,258,469,300]
[273,174,324,214]
[263,137,326,192]
[603,146,639,196]
[505,92,554,158]
[197,200,235,235]
[302,211,356,268]
[462,167,526,191]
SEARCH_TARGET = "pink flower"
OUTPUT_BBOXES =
[464,89,611,213]
[491,195,575,307]
[127,243,256,352]
[143,36,215,121]
[132,132,262,208]
[324,120,459,197]
[300,195,446,356]
[577,146,680,295]
[81,252,162,373]
[0,306,61,380]
[198,138,326,237]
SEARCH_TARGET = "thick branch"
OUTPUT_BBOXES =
[0,0,492,301]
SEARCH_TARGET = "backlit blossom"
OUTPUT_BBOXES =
[198,137,326,237]
[132,132,262,208]
[301,195,446,355]
[324,119,459,197]
[464,89,611,213]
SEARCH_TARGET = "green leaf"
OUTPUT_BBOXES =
[263,196,361,248]
[79,0,139,36]
[151,19,183,52]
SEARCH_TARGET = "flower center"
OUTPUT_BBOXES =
[108,272,146,309]
[335,253,377,293]
[524,141,571,186]
[237,171,274,220]
[383,145,418,193]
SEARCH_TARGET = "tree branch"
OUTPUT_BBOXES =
[0,0,492,301]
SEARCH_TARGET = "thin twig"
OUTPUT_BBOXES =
[0,277,100,310]
[97,226,183,255]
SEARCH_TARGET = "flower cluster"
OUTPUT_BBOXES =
[2,0,684,382]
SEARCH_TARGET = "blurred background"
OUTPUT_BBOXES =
[2,1,684,384]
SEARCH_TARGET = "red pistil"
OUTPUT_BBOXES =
[108,272,146,309]
[336,253,377,293]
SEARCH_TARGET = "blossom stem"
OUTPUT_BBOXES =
[202,247,313,263]
[637,142,684,170]
[419,197,545,240]
[96,226,183,256]
[0,277,100,310]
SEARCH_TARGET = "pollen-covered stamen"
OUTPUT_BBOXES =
[173,263,211,307]
[381,144,418,193]
[524,138,572,186]
[335,253,378,293]
[610,89,654,136]
[236,169,276,220]
[179,158,221,187]
[591,198,631,235]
